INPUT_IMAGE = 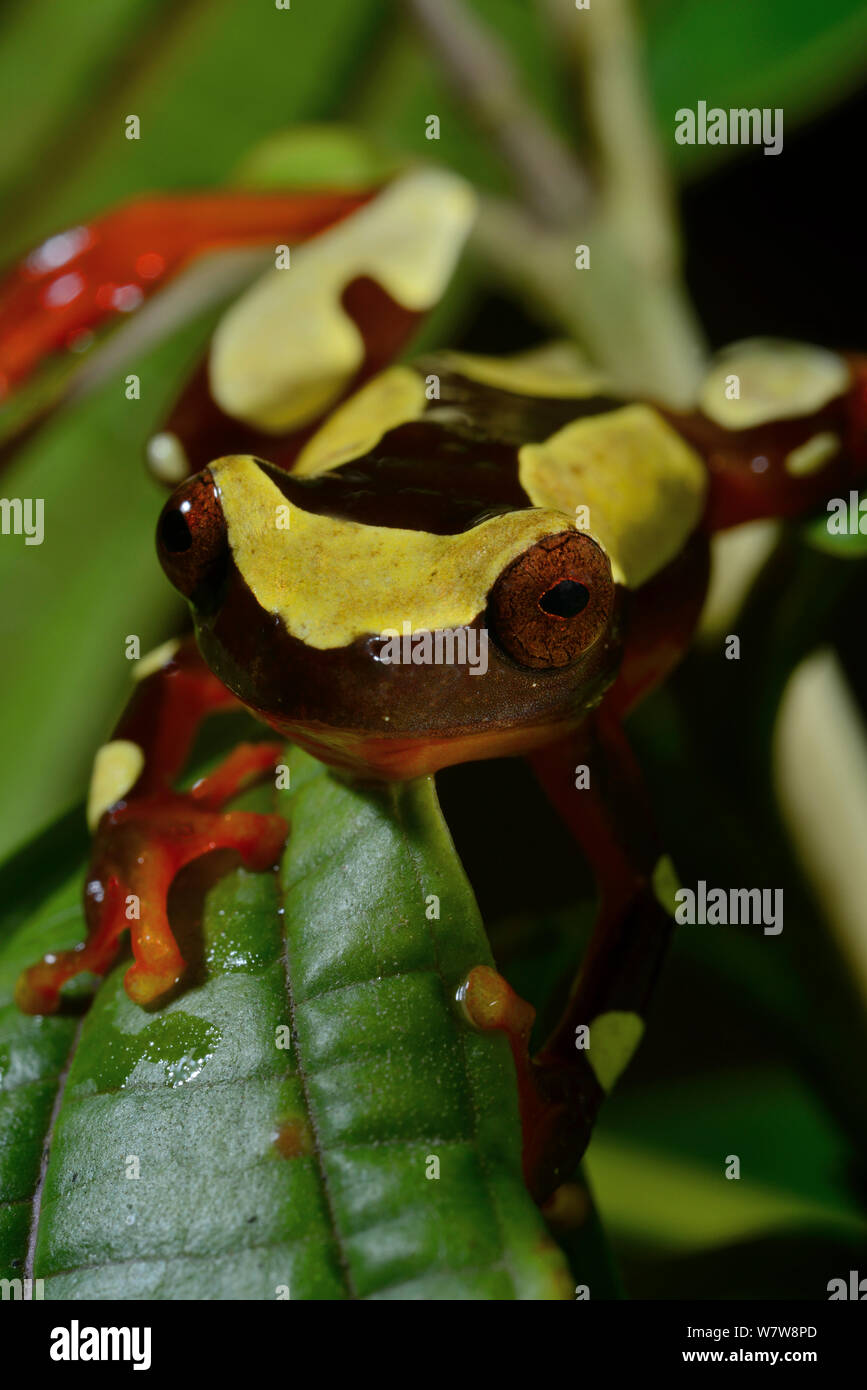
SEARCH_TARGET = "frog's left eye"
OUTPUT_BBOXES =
[487,530,615,670]
[156,468,228,606]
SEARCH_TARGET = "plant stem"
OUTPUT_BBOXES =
[402,0,592,226]
[538,0,677,278]
[473,194,705,405]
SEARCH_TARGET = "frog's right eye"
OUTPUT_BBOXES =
[486,529,615,670]
[157,468,228,606]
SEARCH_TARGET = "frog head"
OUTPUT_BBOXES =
[156,454,621,778]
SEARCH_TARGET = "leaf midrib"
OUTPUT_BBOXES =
[275,844,358,1300]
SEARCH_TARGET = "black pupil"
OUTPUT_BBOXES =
[539,579,589,618]
[161,508,193,552]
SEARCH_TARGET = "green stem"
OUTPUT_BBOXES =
[473,196,706,404]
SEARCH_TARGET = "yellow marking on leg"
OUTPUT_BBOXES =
[785,431,841,477]
[146,432,190,485]
[519,405,706,588]
[292,367,427,477]
[209,168,477,433]
[132,638,181,683]
[653,854,682,917]
[211,455,573,649]
[699,339,850,430]
[587,1011,645,1092]
[87,741,146,831]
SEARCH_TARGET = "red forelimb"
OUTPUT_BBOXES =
[16,638,287,1013]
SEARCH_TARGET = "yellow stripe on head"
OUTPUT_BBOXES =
[211,455,576,650]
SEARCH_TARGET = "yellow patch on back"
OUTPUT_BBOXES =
[700,339,850,430]
[587,1011,645,1092]
[518,405,706,587]
[785,431,841,477]
[292,367,427,477]
[438,341,610,399]
[209,168,477,433]
[211,455,574,649]
[87,740,145,831]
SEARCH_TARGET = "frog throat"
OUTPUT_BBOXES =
[210,455,587,650]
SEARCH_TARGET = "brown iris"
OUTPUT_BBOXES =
[156,467,228,607]
[486,530,615,669]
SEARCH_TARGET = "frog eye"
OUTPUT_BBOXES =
[486,530,615,669]
[156,468,228,605]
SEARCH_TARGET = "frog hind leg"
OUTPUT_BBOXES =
[522,709,675,1200]
[15,640,286,1014]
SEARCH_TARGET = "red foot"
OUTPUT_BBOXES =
[16,745,287,1014]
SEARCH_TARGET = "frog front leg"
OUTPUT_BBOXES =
[15,637,286,1014]
[524,709,673,1200]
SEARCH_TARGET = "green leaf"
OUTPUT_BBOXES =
[0,317,209,860]
[0,0,162,214]
[0,0,388,263]
[587,1066,867,1253]
[642,0,867,177]
[234,124,404,191]
[0,747,571,1299]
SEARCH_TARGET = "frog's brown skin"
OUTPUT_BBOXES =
[13,180,867,1202]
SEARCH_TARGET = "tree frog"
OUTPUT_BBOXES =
[7,168,867,1197]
